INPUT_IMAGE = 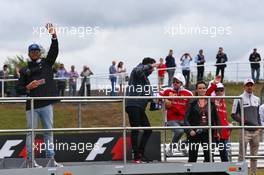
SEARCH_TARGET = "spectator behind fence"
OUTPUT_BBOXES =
[249,48,261,83]
[195,49,205,82]
[231,78,260,175]
[185,81,220,163]
[109,61,117,96]
[117,61,126,94]
[56,63,68,96]
[157,58,166,90]
[165,49,176,87]
[125,57,158,163]
[68,65,79,96]
[215,47,228,82]
[15,23,62,168]
[180,53,192,88]
[0,64,10,96]
[80,66,93,96]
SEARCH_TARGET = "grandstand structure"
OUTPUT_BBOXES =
[0,95,259,175]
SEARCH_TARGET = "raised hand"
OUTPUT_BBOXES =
[46,23,57,37]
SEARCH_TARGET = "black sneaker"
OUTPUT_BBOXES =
[140,154,152,163]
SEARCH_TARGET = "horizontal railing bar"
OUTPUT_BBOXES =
[0,96,242,101]
[0,125,263,133]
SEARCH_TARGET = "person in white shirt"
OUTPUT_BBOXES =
[117,61,126,93]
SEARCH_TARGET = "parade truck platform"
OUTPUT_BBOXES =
[0,96,260,175]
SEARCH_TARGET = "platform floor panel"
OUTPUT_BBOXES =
[0,161,248,175]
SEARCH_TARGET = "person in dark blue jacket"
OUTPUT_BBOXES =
[125,57,158,163]
[16,23,62,168]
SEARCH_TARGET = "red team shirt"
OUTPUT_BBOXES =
[160,88,193,121]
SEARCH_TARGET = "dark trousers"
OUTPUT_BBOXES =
[188,132,212,162]
[167,69,175,87]
[215,139,229,162]
[182,70,190,88]
[86,84,91,96]
[197,66,204,82]
[126,106,152,155]
[216,66,225,82]
[57,81,66,96]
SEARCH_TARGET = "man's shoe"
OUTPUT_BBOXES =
[140,154,152,163]
[54,160,63,168]
[131,158,141,164]
[27,160,42,168]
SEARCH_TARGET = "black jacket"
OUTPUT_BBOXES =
[165,55,176,68]
[249,52,261,69]
[216,53,227,68]
[125,63,153,110]
[16,39,59,110]
[184,99,220,135]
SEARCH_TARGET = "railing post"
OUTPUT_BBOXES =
[84,82,87,96]
[208,97,213,162]
[241,97,245,161]
[1,80,4,97]
[122,96,127,165]
[30,98,35,167]
[236,63,239,84]
[77,103,82,128]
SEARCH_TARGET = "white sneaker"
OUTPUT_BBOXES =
[54,161,63,168]
[32,160,43,168]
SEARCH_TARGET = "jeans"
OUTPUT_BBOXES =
[69,82,77,96]
[167,69,175,87]
[182,70,190,88]
[251,67,260,83]
[126,106,152,156]
[166,120,185,144]
[26,105,54,160]
[110,77,117,96]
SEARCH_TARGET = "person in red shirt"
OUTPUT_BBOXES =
[160,73,193,155]
[207,80,231,162]
[157,58,166,90]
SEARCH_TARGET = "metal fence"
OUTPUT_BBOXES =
[0,95,262,168]
[0,60,263,97]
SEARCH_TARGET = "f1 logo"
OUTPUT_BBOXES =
[0,140,23,158]
[86,137,114,160]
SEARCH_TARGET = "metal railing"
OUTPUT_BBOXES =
[0,60,263,97]
[1,95,261,169]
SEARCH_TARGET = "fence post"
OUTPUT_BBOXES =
[30,98,35,167]
[1,80,4,97]
[122,96,127,165]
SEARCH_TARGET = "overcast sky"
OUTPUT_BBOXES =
[0,0,264,79]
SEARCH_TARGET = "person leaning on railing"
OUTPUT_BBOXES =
[125,57,159,163]
[15,23,62,168]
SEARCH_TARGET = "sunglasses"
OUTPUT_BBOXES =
[173,80,181,84]
[215,89,224,92]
